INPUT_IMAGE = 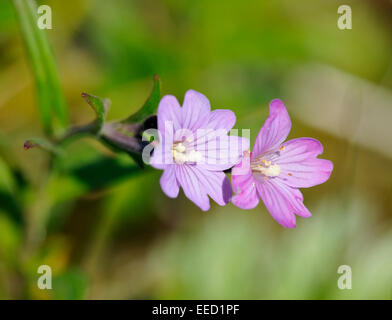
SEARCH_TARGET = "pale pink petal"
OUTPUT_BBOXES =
[256,180,301,228]
[182,90,211,131]
[160,165,179,198]
[206,109,236,131]
[197,136,250,171]
[175,165,210,211]
[276,138,333,188]
[157,95,182,132]
[278,137,323,162]
[252,99,291,158]
[192,166,232,206]
[150,141,166,169]
[231,155,259,210]
[150,130,174,169]
[276,182,311,218]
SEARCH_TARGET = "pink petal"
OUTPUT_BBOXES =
[288,187,312,218]
[175,165,210,211]
[252,99,291,158]
[256,179,311,228]
[182,90,211,131]
[231,154,260,210]
[192,166,232,206]
[256,181,296,228]
[206,109,236,131]
[197,135,250,171]
[150,141,166,169]
[276,138,333,188]
[150,128,174,169]
[157,95,182,132]
[160,165,179,198]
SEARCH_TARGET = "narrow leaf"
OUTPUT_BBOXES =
[13,0,68,135]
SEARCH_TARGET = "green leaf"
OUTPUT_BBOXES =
[24,137,63,156]
[81,93,110,134]
[123,75,161,123]
[12,0,68,135]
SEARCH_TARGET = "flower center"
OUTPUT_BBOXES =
[251,158,281,178]
[172,141,202,164]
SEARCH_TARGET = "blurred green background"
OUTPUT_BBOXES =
[0,0,391,299]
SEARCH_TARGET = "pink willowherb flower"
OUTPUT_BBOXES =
[150,90,249,211]
[231,99,333,228]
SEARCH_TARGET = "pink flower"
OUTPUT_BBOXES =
[231,99,333,228]
[150,90,249,211]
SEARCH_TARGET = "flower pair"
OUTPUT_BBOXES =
[150,90,333,228]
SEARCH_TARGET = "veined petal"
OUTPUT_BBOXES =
[252,99,291,158]
[231,155,260,210]
[182,90,210,131]
[206,109,236,131]
[192,166,232,206]
[160,165,179,198]
[150,141,166,169]
[157,95,182,132]
[266,180,311,218]
[197,136,250,171]
[278,137,323,162]
[276,138,333,188]
[256,179,312,228]
[175,165,210,211]
[150,132,174,169]
[288,187,311,218]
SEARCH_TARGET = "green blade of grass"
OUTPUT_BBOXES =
[13,0,68,135]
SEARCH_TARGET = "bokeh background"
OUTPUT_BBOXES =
[0,0,391,299]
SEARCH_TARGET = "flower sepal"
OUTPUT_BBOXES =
[97,75,160,167]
